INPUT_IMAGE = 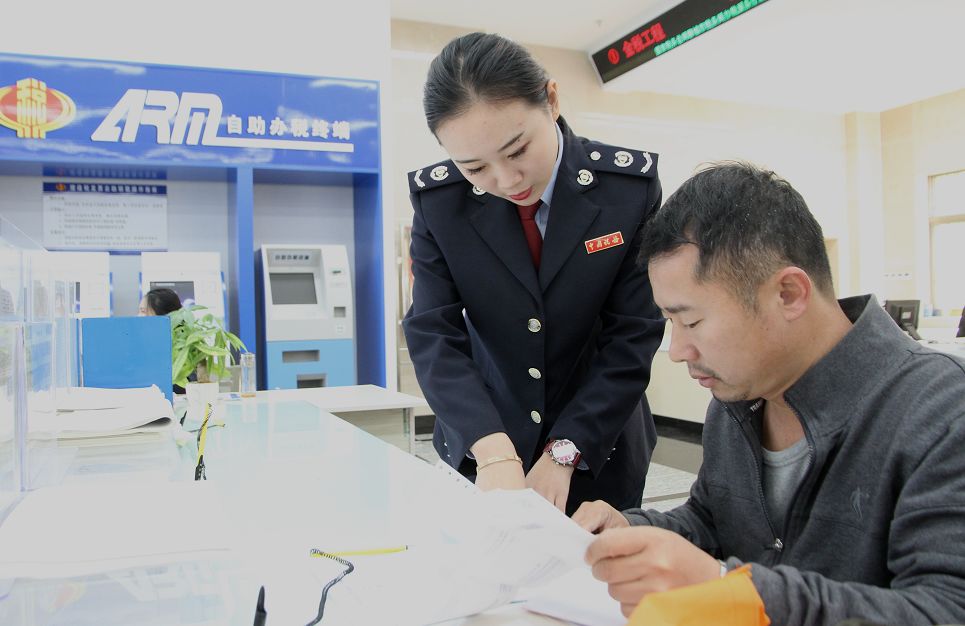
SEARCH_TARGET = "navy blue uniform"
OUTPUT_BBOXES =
[403,118,665,513]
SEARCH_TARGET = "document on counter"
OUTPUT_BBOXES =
[326,462,599,625]
[0,480,236,578]
[522,565,626,626]
[55,386,168,411]
[30,386,175,445]
[442,487,595,587]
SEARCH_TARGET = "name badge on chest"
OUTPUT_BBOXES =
[584,231,624,254]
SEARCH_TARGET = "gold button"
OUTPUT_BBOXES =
[527,318,541,333]
[528,368,541,379]
[530,411,542,424]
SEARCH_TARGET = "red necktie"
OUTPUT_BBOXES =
[516,200,543,270]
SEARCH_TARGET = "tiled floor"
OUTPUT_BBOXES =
[411,420,701,513]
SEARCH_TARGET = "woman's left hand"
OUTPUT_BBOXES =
[526,453,575,512]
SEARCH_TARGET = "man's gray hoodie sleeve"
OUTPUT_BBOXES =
[622,463,722,558]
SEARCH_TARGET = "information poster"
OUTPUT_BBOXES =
[42,183,167,251]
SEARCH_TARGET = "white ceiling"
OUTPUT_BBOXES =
[391,0,965,113]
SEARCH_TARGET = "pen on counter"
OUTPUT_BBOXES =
[310,546,409,557]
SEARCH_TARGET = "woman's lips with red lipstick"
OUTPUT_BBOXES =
[509,187,533,202]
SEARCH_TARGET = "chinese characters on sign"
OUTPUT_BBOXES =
[226,114,351,140]
[615,23,667,63]
[42,183,168,251]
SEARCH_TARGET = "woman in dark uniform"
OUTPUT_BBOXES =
[403,33,665,515]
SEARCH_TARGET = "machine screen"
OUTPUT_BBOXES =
[151,281,197,307]
[270,272,317,305]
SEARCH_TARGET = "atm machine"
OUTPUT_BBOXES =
[261,244,355,389]
[140,252,225,320]
[48,251,112,318]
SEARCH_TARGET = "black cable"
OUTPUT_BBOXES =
[305,552,354,626]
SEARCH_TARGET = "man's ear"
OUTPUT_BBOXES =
[774,267,812,321]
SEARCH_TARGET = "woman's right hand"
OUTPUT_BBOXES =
[475,458,526,491]
[471,432,525,491]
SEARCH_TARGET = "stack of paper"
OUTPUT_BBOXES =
[31,386,176,446]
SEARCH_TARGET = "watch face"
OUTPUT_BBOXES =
[551,439,578,464]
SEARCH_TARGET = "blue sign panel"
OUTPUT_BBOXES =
[0,54,379,170]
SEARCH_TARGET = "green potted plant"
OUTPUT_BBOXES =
[168,305,246,420]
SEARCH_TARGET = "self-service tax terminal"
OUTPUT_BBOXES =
[139,252,225,320]
[261,244,355,389]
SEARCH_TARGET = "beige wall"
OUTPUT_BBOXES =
[880,89,965,303]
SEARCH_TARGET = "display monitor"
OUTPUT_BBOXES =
[883,300,921,341]
[150,280,197,307]
[270,272,318,305]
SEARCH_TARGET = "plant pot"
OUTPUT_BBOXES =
[185,381,219,423]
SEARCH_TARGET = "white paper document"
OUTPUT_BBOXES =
[442,487,595,587]
[55,386,168,411]
[337,463,599,625]
[0,481,236,579]
[31,386,175,445]
[523,565,627,626]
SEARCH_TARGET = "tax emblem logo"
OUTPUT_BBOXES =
[0,78,77,139]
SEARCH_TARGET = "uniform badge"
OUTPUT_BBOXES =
[576,169,594,186]
[413,169,425,188]
[584,231,624,254]
[430,165,449,181]
[589,151,601,161]
[472,185,486,196]
[614,151,633,167]
[640,152,653,174]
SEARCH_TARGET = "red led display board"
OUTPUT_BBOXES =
[591,0,770,83]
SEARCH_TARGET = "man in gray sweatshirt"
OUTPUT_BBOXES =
[574,162,965,624]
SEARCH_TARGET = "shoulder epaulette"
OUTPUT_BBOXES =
[583,142,658,178]
[407,159,466,194]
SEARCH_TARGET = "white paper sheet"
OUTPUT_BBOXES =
[523,565,627,626]
[55,386,167,411]
[30,386,175,445]
[345,462,599,624]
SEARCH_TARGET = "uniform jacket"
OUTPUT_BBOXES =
[625,295,965,625]
[402,118,665,512]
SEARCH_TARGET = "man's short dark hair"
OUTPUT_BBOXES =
[638,162,835,308]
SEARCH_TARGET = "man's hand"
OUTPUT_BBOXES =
[525,452,574,511]
[586,526,721,617]
[572,500,630,533]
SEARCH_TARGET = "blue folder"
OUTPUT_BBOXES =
[80,316,172,402]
